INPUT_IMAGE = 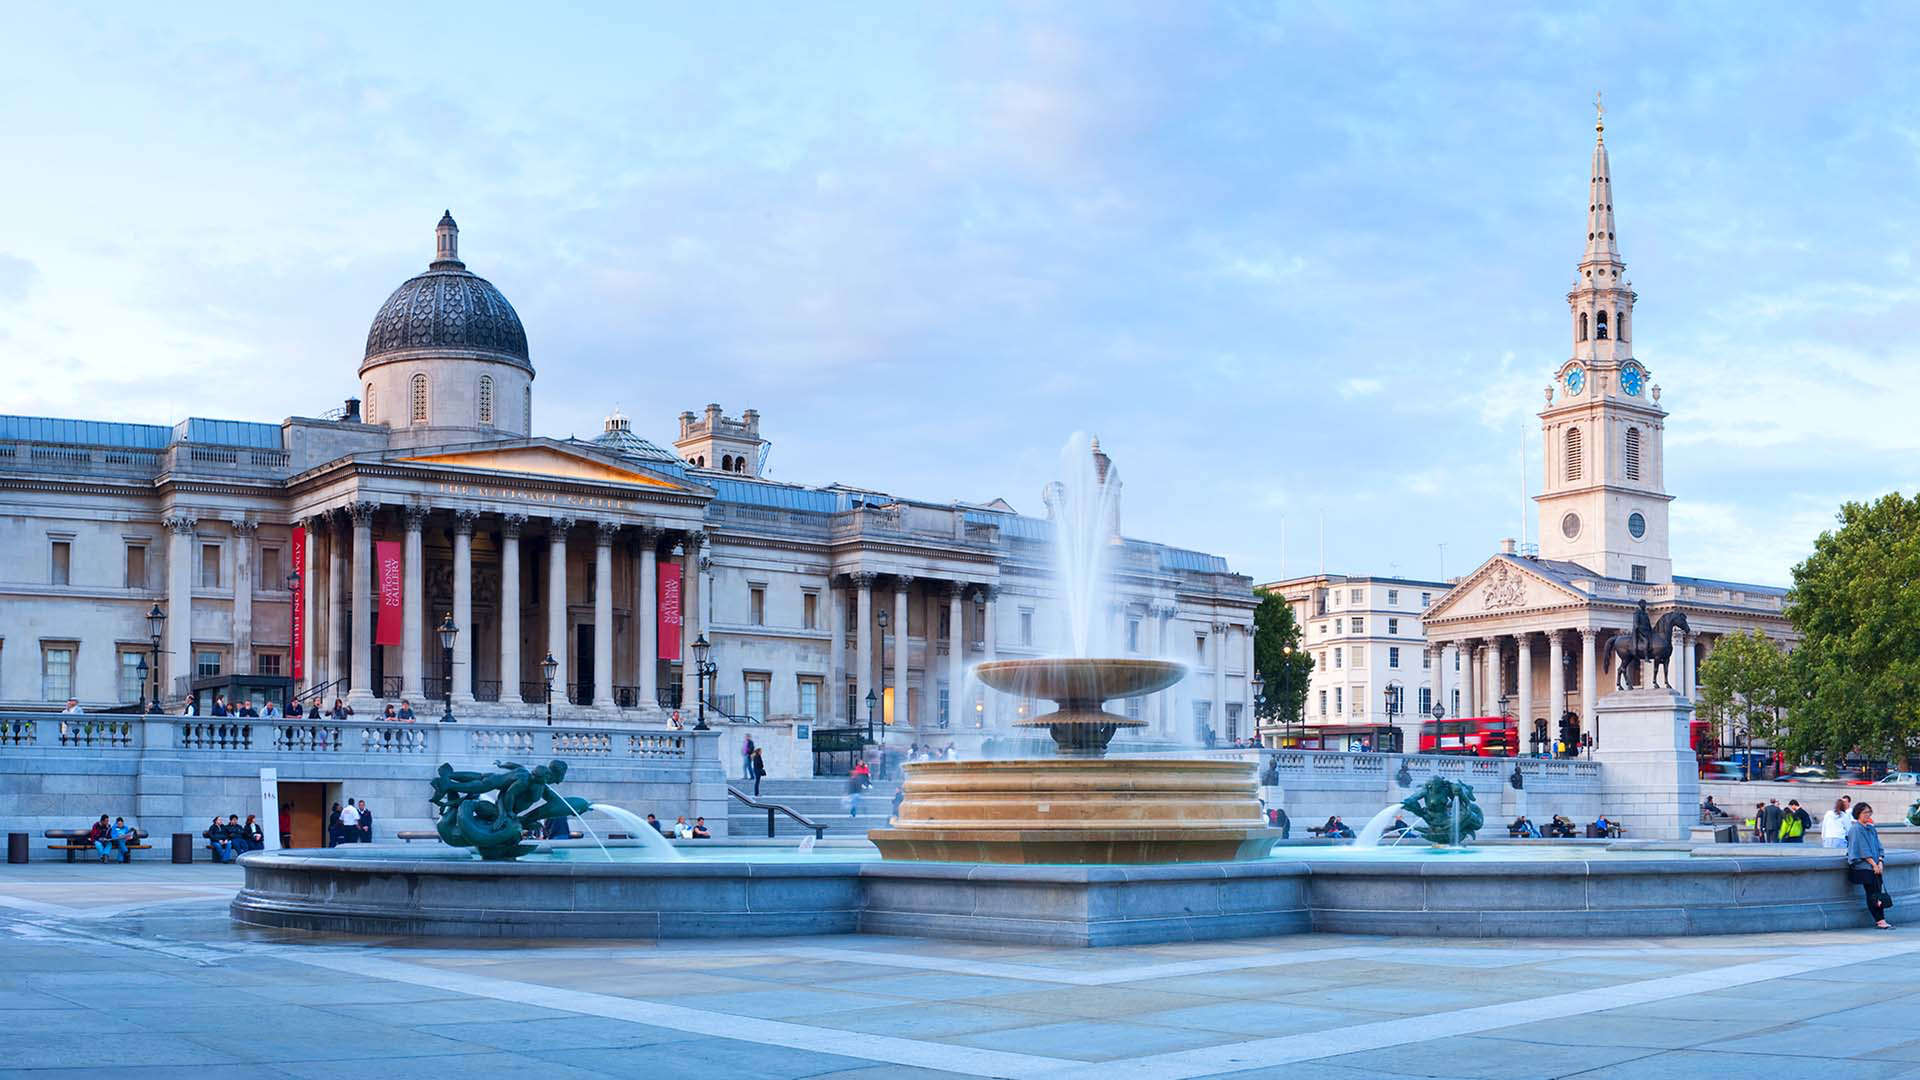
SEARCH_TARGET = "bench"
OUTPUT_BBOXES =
[44,828,151,862]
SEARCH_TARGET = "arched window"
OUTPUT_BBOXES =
[721,454,733,471]
[1624,426,1642,481]
[1617,309,1626,340]
[410,373,429,424]
[1578,312,1588,341]
[738,457,748,473]
[364,383,376,425]
[478,375,495,426]
[694,455,704,467]
[1565,427,1583,482]
[1595,310,1609,339]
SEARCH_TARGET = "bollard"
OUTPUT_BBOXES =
[171,832,193,864]
[6,832,26,864]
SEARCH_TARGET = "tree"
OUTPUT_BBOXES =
[1783,492,1920,769]
[1694,629,1788,772]
[1252,589,1314,730]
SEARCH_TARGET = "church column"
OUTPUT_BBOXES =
[498,514,525,706]
[853,573,875,726]
[301,515,320,689]
[401,507,427,700]
[163,514,197,702]
[680,530,706,716]
[347,501,378,711]
[893,578,911,727]
[827,576,846,723]
[946,582,965,728]
[1548,631,1566,740]
[636,527,658,710]
[451,510,476,706]
[1484,636,1503,715]
[593,520,618,710]
[1156,606,1174,735]
[230,521,257,674]
[326,511,346,693]
[1580,629,1599,729]
[1516,633,1534,734]
[548,517,573,704]
[1459,640,1477,723]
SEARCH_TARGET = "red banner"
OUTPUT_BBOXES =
[375,540,403,647]
[289,526,306,682]
[657,561,682,660]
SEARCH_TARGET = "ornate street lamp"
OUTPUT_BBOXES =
[865,689,878,745]
[541,652,559,727]
[691,634,715,731]
[145,602,165,710]
[1251,671,1265,746]
[437,613,458,723]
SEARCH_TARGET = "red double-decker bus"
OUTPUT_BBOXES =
[1418,716,1517,757]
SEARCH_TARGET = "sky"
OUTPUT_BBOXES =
[4,3,1920,588]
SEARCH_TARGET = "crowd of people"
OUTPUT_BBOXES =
[326,798,375,846]
[640,813,712,838]
[201,813,267,862]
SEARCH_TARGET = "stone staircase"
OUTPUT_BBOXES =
[726,776,901,839]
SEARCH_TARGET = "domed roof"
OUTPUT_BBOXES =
[361,212,529,372]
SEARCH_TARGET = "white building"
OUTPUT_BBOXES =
[1258,574,1451,749]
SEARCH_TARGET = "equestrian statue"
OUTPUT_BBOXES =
[1602,600,1691,691]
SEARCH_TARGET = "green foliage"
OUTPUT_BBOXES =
[1694,629,1789,747]
[1252,589,1314,726]
[1783,492,1920,768]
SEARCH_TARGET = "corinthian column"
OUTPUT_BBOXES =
[327,511,346,692]
[680,530,706,716]
[498,514,525,706]
[893,578,911,727]
[301,515,320,690]
[945,582,965,726]
[402,506,428,700]
[163,514,197,702]
[1516,633,1534,733]
[347,501,378,711]
[1459,639,1477,721]
[549,517,572,704]
[1548,631,1566,743]
[635,527,658,709]
[1580,629,1599,731]
[593,520,618,710]
[827,576,846,722]
[452,510,476,706]
[229,520,257,674]
[853,573,875,725]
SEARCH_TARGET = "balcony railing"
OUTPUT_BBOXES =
[0,713,705,761]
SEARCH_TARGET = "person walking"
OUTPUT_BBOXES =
[1759,799,1785,843]
[1846,802,1892,929]
[1782,800,1812,844]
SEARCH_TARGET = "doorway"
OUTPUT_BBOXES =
[277,781,328,849]
[575,624,595,703]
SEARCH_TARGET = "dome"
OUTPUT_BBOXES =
[360,212,529,374]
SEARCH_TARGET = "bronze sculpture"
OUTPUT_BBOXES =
[1603,601,1691,690]
[429,759,589,860]
[1398,776,1483,845]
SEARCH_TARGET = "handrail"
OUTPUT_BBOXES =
[727,786,826,839]
[293,678,346,707]
[703,698,761,725]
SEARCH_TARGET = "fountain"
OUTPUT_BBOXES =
[869,436,1283,865]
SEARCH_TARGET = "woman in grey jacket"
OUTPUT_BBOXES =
[1847,803,1892,930]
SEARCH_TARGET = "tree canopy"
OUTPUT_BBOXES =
[1253,589,1314,729]
[1782,492,1920,768]
[1694,628,1788,752]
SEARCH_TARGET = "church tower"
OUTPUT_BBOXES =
[1535,101,1673,584]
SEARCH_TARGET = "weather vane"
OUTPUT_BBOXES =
[1595,91,1605,136]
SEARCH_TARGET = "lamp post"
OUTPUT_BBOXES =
[1251,671,1265,747]
[541,652,558,727]
[876,608,891,731]
[135,656,149,712]
[437,613,458,723]
[145,602,165,710]
[865,689,878,746]
[691,634,715,731]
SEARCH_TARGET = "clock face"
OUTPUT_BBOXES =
[1620,363,1644,396]
[1564,365,1586,395]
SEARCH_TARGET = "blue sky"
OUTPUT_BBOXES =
[4,3,1919,587]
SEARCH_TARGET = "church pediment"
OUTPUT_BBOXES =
[1425,556,1589,622]
[392,443,692,491]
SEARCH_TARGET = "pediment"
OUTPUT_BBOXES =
[1425,557,1588,622]
[393,444,690,490]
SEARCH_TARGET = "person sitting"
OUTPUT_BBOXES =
[672,815,694,839]
[1700,796,1727,820]
[87,815,112,862]
[204,816,239,863]
[690,817,712,839]
[1508,815,1539,838]
[241,814,265,852]
[107,817,134,861]
[1546,815,1576,838]
[1592,814,1615,838]
[645,813,666,835]
[397,700,415,721]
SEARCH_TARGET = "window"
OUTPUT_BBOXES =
[478,375,495,425]
[803,592,819,630]
[1334,687,1344,714]
[1350,588,1363,603]
[1389,647,1401,669]
[1317,689,1327,716]
[1352,647,1364,669]
[1596,310,1609,339]
[749,586,765,626]
[846,680,858,723]
[1388,618,1400,635]
[1126,618,1141,653]
[256,546,281,591]
[199,544,221,588]
[1419,687,1433,715]
[939,686,950,726]
[1225,703,1242,741]
[1566,427,1583,481]
[1454,651,1460,671]
[1624,427,1642,481]
[411,373,429,423]
[1422,649,1432,670]
[1618,309,1627,339]
[50,540,70,585]
[365,383,376,425]
[744,674,769,722]
[1631,564,1647,583]
[118,650,145,703]
[1197,634,1208,662]
[1125,694,1142,722]
[1420,592,1432,608]
[42,646,75,702]
[1351,618,1364,634]
[125,544,147,589]
[1020,610,1034,646]
[1194,700,1212,734]
[1452,688,1460,715]
[257,652,283,676]
[1387,589,1399,605]
[1333,647,1342,669]
[1628,511,1648,540]
[938,606,951,640]
[1334,618,1343,634]
[798,677,822,719]
[196,651,222,679]
[1578,311,1588,341]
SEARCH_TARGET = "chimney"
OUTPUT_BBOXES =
[1500,538,1516,555]
[343,397,362,423]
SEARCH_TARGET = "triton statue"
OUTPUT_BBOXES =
[1398,776,1483,846]
[429,758,589,861]
[1602,601,1692,690]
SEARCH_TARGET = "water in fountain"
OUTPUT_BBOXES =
[1047,432,1122,659]
[585,804,681,860]
[1352,803,1407,848]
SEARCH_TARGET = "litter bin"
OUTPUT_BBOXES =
[171,832,194,864]
[6,832,26,864]
[1714,825,1739,844]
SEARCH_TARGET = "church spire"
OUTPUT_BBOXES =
[1583,94,1620,270]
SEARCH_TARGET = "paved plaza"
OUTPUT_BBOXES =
[0,863,1913,1078]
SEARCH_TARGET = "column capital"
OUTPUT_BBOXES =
[551,515,577,536]
[595,519,621,545]
[851,571,878,589]
[1211,620,1230,634]
[1579,627,1601,644]
[404,505,432,530]
[227,519,259,537]
[500,512,528,537]
[452,509,479,536]
[974,584,1000,603]
[348,500,379,526]
[163,514,198,535]
[939,580,966,600]
[892,574,916,594]
[630,524,660,545]
[683,528,708,550]
[302,513,329,534]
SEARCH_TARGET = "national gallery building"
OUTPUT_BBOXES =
[0,214,1259,747]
